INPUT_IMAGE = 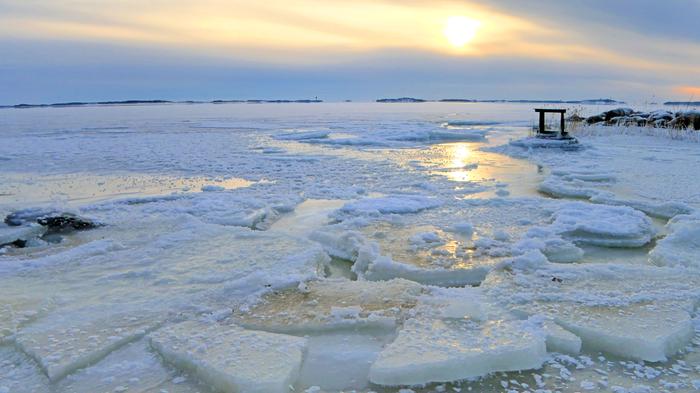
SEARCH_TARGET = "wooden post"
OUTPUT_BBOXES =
[539,111,545,134]
[560,112,565,135]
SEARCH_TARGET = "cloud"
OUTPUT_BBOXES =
[0,0,698,103]
[675,86,700,98]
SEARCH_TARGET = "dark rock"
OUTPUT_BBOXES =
[0,239,27,249]
[648,111,674,122]
[669,111,700,130]
[37,214,96,232]
[586,115,605,124]
[651,119,668,128]
[602,107,634,121]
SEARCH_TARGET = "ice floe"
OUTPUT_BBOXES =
[483,264,699,362]
[149,320,307,393]
[14,307,163,381]
[369,287,548,386]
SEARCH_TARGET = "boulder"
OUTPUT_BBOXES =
[648,110,674,122]
[669,111,700,130]
[602,107,633,121]
[585,115,605,124]
[37,214,97,232]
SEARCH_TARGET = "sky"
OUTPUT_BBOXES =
[1,0,699,104]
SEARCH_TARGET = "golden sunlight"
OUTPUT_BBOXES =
[443,16,480,47]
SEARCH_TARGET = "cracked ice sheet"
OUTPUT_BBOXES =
[235,279,424,391]
[0,339,208,393]
[13,306,164,382]
[482,263,700,362]
[1,219,327,382]
[0,217,328,315]
[369,287,548,386]
[148,320,306,393]
[0,296,55,343]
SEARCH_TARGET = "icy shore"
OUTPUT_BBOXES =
[2,102,700,393]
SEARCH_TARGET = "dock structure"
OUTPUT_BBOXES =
[534,108,568,138]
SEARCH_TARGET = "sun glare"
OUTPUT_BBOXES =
[443,16,480,47]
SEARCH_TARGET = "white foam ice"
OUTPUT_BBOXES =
[312,225,494,287]
[330,195,442,220]
[546,202,655,247]
[149,320,307,393]
[650,212,700,268]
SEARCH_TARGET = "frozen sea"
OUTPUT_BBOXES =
[1,102,700,393]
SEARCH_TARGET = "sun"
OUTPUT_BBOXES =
[443,16,480,47]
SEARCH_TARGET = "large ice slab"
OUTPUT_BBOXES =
[54,339,205,393]
[369,288,547,386]
[296,331,393,391]
[236,278,423,334]
[556,303,692,362]
[149,320,307,393]
[14,307,162,381]
[483,264,697,362]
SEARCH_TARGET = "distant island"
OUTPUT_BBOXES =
[664,101,700,106]
[376,97,427,103]
[1,97,636,109]
[0,99,324,109]
[377,98,625,105]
